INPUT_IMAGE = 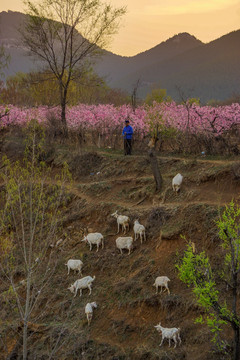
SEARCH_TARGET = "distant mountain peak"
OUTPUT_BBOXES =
[167,32,202,44]
[132,31,202,59]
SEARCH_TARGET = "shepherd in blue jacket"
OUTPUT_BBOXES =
[122,119,133,155]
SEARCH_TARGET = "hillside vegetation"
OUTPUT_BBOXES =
[1,129,240,360]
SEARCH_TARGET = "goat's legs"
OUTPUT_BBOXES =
[159,337,164,347]
[88,284,92,295]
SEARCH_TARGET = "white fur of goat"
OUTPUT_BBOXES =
[85,302,97,326]
[133,220,146,244]
[116,236,133,255]
[172,173,183,193]
[65,259,83,275]
[153,276,170,295]
[154,323,181,348]
[81,233,104,252]
[68,276,95,297]
[111,211,130,234]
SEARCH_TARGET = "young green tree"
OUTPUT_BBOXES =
[145,88,171,106]
[2,69,108,106]
[0,120,71,359]
[177,201,240,360]
[20,0,126,135]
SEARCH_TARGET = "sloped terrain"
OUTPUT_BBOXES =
[1,139,240,359]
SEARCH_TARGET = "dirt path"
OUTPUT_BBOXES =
[68,180,236,210]
[98,150,239,165]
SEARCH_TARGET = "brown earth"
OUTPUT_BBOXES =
[1,138,240,360]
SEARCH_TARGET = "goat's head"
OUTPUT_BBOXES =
[175,185,181,193]
[129,242,134,250]
[81,236,87,242]
[68,285,75,294]
[83,227,88,236]
[154,323,163,332]
[111,211,118,218]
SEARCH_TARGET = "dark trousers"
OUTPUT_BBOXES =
[124,139,132,155]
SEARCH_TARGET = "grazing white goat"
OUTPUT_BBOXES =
[81,233,104,252]
[116,236,133,255]
[65,259,83,275]
[172,173,183,193]
[153,276,170,295]
[68,276,95,297]
[133,220,146,244]
[111,211,130,234]
[154,323,181,348]
[85,302,97,326]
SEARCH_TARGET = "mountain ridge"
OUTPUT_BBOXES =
[1,10,240,102]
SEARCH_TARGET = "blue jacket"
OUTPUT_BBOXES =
[122,125,133,139]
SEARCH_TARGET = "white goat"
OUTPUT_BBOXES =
[133,220,146,244]
[172,173,183,193]
[81,233,104,252]
[68,275,95,297]
[116,236,133,255]
[153,276,170,295]
[111,211,130,234]
[154,323,181,348]
[65,259,83,275]
[85,302,97,326]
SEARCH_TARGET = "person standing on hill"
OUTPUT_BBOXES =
[122,119,133,155]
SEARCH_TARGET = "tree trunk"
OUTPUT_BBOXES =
[233,324,239,360]
[148,147,163,191]
[23,271,31,360]
[60,100,68,138]
[231,264,239,360]
[23,321,28,360]
[59,83,68,138]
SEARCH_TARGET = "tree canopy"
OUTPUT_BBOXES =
[21,0,126,131]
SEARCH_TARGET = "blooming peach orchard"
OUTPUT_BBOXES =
[0,102,240,137]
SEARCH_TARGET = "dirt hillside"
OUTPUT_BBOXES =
[1,139,240,360]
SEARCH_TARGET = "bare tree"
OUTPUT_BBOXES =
[148,130,163,192]
[0,120,71,360]
[21,0,126,135]
[131,78,141,113]
[145,105,163,191]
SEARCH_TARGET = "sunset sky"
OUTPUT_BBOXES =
[0,0,240,56]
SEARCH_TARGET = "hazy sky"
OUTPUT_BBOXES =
[0,0,240,56]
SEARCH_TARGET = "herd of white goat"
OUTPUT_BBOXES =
[66,174,183,348]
